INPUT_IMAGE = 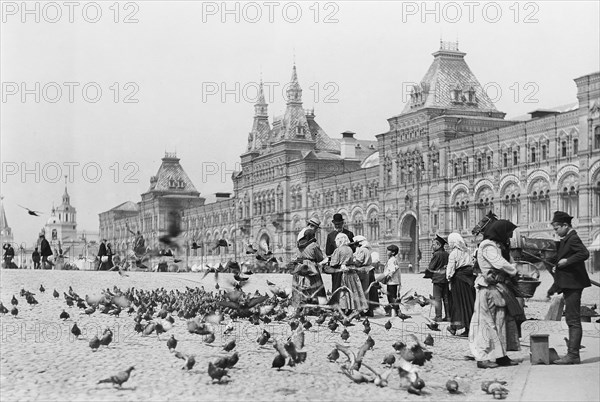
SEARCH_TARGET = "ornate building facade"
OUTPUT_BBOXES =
[99,43,600,271]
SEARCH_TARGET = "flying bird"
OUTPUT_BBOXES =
[18,205,43,216]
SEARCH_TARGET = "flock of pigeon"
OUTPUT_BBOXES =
[1,273,511,400]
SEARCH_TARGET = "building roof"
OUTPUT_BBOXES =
[400,41,498,115]
[147,153,199,194]
[109,201,139,212]
[361,151,379,168]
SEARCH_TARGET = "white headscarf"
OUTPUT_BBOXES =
[297,227,308,242]
[335,233,350,247]
[448,232,467,251]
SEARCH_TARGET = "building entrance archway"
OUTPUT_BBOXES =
[398,214,417,272]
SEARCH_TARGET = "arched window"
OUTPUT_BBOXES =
[561,141,567,157]
[476,187,494,222]
[594,180,600,216]
[559,175,579,217]
[595,126,600,149]
[573,138,578,155]
[503,153,508,168]
[353,212,364,236]
[487,155,492,170]
[513,150,519,166]
[453,191,469,231]
[531,147,536,163]
[502,183,521,223]
[542,144,548,160]
[529,179,551,222]
[368,210,379,241]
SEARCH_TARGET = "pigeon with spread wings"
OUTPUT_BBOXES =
[18,204,43,216]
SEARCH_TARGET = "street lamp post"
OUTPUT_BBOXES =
[409,161,422,272]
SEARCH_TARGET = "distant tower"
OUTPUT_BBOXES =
[45,177,78,245]
[0,195,14,244]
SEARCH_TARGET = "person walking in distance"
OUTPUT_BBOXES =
[446,232,476,337]
[550,211,591,365]
[32,247,41,270]
[325,213,354,293]
[39,234,53,269]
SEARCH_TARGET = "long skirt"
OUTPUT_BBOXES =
[450,269,476,330]
[291,273,326,307]
[469,286,508,361]
[339,271,368,311]
[357,268,379,311]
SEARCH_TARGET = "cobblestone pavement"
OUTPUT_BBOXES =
[1,269,598,401]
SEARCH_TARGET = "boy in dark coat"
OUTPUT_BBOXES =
[550,211,591,365]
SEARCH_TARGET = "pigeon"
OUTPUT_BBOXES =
[315,314,327,325]
[327,348,340,362]
[60,310,70,320]
[17,204,43,216]
[71,323,81,338]
[39,285,45,293]
[53,289,59,298]
[340,328,350,342]
[174,351,196,370]
[257,330,270,346]
[0,303,8,315]
[207,362,228,383]
[381,354,396,366]
[446,379,459,394]
[272,354,286,370]
[11,295,18,306]
[424,317,440,331]
[398,313,412,321]
[89,336,101,351]
[340,365,373,383]
[167,334,178,351]
[99,328,113,347]
[204,332,216,345]
[223,339,236,352]
[424,334,434,346]
[363,325,371,335]
[384,320,392,331]
[10,306,18,317]
[361,363,394,387]
[97,366,135,388]
[328,320,339,332]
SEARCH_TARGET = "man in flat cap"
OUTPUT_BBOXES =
[427,234,450,322]
[550,211,590,364]
[325,213,354,292]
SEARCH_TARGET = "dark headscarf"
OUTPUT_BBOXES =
[483,219,517,244]
[483,219,516,261]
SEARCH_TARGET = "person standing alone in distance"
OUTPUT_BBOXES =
[550,211,591,365]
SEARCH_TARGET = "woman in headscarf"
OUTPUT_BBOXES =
[469,219,523,369]
[446,232,476,337]
[329,233,368,314]
[291,228,327,308]
[353,235,379,317]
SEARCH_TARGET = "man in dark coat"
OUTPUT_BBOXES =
[428,234,450,322]
[325,213,354,293]
[550,211,590,365]
[3,243,15,268]
[39,234,53,269]
[32,247,41,270]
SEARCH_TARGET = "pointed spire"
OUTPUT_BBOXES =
[0,195,13,243]
[62,175,70,206]
[286,63,303,105]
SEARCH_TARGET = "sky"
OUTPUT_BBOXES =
[1,0,599,245]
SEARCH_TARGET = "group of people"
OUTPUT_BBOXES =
[289,210,592,368]
[2,233,54,270]
[290,213,403,318]
[426,210,591,368]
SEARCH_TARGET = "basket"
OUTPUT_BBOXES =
[516,278,541,298]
